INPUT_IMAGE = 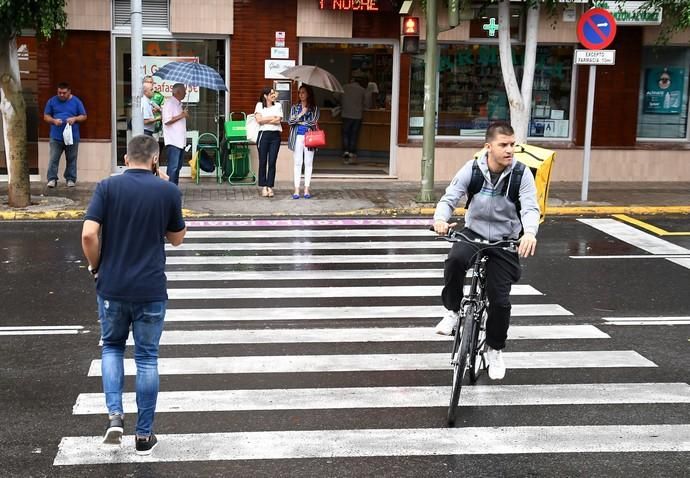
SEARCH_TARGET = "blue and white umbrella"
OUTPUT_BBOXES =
[153,61,227,91]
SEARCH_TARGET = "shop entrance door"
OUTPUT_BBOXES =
[302,42,395,176]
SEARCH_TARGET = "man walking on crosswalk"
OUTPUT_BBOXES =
[81,134,187,455]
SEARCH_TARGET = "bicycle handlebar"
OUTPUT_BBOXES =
[429,226,518,251]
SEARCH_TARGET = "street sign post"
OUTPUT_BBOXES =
[576,8,617,202]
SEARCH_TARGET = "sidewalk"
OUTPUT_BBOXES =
[1,179,689,219]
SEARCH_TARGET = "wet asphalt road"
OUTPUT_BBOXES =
[1,215,689,477]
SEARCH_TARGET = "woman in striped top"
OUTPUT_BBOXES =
[287,85,320,199]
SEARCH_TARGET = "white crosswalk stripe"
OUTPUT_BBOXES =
[55,220,688,470]
[167,284,542,300]
[184,228,436,238]
[167,240,451,251]
[87,351,656,376]
[54,425,690,465]
[114,325,609,345]
[166,268,444,281]
[166,253,447,265]
[164,304,573,322]
[72,383,690,414]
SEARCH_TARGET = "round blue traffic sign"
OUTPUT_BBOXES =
[577,8,617,50]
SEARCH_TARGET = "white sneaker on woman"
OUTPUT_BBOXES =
[435,309,460,336]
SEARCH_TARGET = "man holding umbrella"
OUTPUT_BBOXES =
[161,83,188,185]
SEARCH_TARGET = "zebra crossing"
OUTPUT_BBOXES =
[54,219,690,469]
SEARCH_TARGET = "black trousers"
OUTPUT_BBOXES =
[341,117,362,155]
[257,131,281,187]
[441,228,521,350]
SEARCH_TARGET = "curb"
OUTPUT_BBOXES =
[2,205,689,220]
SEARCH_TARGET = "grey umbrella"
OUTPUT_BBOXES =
[279,65,344,93]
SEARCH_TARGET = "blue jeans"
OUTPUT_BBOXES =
[47,139,79,182]
[166,145,184,185]
[98,296,166,437]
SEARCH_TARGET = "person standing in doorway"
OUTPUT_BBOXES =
[254,86,283,197]
[288,85,320,199]
[43,82,87,188]
[81,134,186,456]
[162,83,188,184]
[340,77,366,165]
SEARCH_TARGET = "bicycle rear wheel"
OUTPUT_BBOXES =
[469,306,488,384]
[447,304,476,426]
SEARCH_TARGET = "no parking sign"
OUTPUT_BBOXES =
[577,8,617,50]
[576,7,617,202]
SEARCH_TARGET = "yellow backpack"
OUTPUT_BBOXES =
[472,144,555,223]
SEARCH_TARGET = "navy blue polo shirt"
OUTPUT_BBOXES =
[85,169,185,302]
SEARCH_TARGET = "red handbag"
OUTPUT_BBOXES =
[304,123,326,148]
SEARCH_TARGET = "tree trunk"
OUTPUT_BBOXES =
[498,0,539,143]
[0,35,30,208]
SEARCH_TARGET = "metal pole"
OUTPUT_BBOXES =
[581,65,596,202]
[130,0,144,136]
[417,0,439,203]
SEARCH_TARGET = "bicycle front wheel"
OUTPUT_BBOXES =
[447,304,476,426]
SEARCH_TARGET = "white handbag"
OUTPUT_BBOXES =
[245,114,259,144]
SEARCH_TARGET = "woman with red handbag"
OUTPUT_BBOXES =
[287,85,320,199]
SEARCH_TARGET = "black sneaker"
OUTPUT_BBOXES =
[135,434,158,456]
[103,415,124,445]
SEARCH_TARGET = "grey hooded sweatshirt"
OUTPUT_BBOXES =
[433,152,540,241]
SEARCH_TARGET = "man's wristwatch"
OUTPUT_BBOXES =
[88,264,99,276]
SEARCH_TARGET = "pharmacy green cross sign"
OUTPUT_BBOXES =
[483,17,499,37]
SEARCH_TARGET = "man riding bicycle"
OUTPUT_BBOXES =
[433,121,539,380]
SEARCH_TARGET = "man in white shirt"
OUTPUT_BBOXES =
[162,83,188,185]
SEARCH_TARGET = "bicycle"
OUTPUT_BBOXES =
[437,230,519,426]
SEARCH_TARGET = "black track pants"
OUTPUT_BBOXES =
[441,228,521,350]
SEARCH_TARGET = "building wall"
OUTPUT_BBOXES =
[38,141,112,182]
[230,0,298,116]
[395,145,690,182]
[26,2,690,183]
[297,0,352,38]
[171,0,233,34]
[65,0,111,31]
[38,31,112,141]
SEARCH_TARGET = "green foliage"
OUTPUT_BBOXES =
[639,1,690,44]
[0,0,67,39]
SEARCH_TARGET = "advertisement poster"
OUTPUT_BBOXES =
[142,56,200,103]
[643,67,684,114]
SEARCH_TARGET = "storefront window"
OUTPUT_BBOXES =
[114,37,226,166]
[637,46,690,139]
[409,44,574,139]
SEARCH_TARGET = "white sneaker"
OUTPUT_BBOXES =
[47,179,57,188]
[486,347,506,380]
[435,310,459,336]
[66,180,76,187]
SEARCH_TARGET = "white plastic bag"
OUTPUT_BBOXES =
[62,123,74,145]
[245,114,259,144]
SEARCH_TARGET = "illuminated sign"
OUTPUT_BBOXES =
[319,0,400,12]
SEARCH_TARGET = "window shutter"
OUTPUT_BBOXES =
[113,0,169,29]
